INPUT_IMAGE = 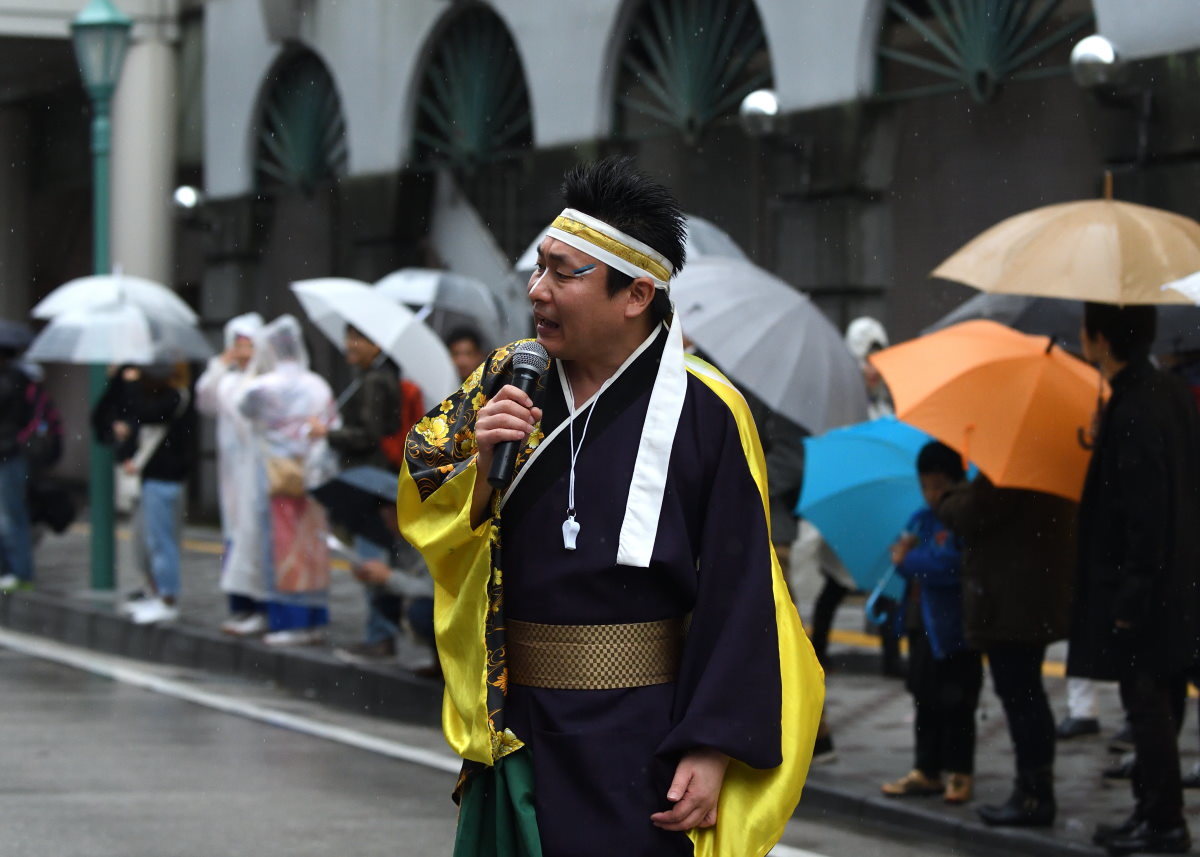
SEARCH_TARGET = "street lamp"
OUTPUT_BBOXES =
[72,0,132,592]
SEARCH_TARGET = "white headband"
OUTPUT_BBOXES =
[545,208,674,290]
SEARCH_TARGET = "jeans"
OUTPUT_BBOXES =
[355,535,396,644]
[0,455,32,582]
[986,644,1055,773]
[908,630,983,776]
[141,479,183,599]
[1120,671,1187,828]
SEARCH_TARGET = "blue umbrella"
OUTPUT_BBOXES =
[798,417,932,598]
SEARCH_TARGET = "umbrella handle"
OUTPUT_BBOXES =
[865,567,897,626]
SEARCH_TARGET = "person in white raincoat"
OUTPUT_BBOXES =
[238,315,335,647]
[196,312,267,636]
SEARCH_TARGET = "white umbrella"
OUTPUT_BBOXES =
[32,273,198,325]
[24,302,214,365]
[672,258,868,434]
[1163,270,1200,304]
[374,268,506,347]
[291,278,458,402]
[513,213,748,274]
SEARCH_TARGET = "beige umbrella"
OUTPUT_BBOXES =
[933,199,1200,306]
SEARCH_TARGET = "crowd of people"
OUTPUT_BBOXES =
[0,309,487,678]
[793,303,1200,855]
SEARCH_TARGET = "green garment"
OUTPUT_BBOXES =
[454,752,542,857]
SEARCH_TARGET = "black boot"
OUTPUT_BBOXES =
[976,767,1056,827]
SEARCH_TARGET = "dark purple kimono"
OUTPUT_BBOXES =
[497,328,782,856]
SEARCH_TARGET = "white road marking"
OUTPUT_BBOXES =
[770,846,829,857]
[0,627,833,857]
[0,627,461,775]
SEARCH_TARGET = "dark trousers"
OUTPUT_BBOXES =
[908,630,983,776]
[1119,671,1187,828]
[986,644,1055,773]
[810,576,848,667]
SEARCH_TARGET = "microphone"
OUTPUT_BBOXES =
[487,341,551,489]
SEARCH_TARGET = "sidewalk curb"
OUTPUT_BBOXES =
[798,780,1102,857]
[0,590,1103,857]
[0,591,443,726]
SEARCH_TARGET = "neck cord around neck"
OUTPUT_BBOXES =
[561,371,608,550]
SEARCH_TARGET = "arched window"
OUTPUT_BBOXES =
[877,0,1094,103]
[613,0,771,144]
[255,50,349,193]
[412,6,533,169]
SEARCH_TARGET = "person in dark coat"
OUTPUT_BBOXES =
[1072,302,1200,856]
[938,475,1076,827]
[309,323,401,659]
[0,346,34,592]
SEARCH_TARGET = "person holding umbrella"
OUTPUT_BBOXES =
[937,474,1076,827]
[1071,303,1200,855]
[308,323,402,662]
[93,361,196,624]
[882,441,981,805]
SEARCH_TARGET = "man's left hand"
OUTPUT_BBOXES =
[650,748,729,832]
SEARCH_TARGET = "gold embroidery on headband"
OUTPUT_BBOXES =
[550,216,672,283]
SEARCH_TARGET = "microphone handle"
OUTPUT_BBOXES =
[487,367,543,489]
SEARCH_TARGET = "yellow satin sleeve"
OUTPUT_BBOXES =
[397,457,497,765]
[685,357,826,857]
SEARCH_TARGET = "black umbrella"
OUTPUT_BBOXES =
[0,319,33,351]
[925,293,1200,355]
[309,466,397,547]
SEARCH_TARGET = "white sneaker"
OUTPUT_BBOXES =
[221,613,268,637]
[262,628,326,647]
[129,598,180,625]
[0,574,19,593]
[118,590,153,616]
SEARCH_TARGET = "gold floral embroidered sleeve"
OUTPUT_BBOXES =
[396,341,537,771]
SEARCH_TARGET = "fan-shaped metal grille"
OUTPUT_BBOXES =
[255,51,349,193]
[877,0,1094,102]
[614,0,772,144]
[413,8,533,168]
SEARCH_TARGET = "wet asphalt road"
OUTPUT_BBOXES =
[0,639,970,857]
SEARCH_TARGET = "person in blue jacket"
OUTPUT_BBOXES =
[881,441,982,805]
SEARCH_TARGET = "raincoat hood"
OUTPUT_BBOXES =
[845,317,889,364]
[252,315,310,374]
[224,312,264,349]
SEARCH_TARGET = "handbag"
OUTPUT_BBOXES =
[115,424,168,513]
[265,455,306,497]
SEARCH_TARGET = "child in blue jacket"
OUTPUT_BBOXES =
[881,441,982,805]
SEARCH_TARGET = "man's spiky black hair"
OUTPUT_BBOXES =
[561,156,686,302]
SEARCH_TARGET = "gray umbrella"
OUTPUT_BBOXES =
[925,293,1200,355]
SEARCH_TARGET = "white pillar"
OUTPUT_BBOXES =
[0,106,32,319]
[111,27,177,284]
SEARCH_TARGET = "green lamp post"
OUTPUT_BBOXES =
[71,0,132,592]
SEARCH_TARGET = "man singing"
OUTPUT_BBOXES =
[397,157,823,857]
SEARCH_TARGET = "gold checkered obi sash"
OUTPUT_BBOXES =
[506,616,688,691]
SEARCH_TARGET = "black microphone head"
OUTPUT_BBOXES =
[511,341,550,377]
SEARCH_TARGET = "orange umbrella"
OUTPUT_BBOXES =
[869,320,1104,501]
